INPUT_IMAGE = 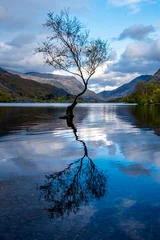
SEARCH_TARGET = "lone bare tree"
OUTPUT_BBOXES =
[37,10,110,118]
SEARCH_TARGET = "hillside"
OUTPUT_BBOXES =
[149,69,160,83]
[3,68,99,101]
[123,69,160,104]
[0,70,73,102]
[98,75,151,101]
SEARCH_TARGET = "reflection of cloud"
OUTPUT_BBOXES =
[108,144,117,156]
[116,163,151,177]
[0,133,84,179]
[120,219,145,230]
[115,198,136,208]
[0,104,160,239]
[119,219,145,239]
[153,171,160,185]
[79,128,113,147]
[77,105,160,173]
[0,104,160,180]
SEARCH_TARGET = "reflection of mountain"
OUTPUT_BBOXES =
[39,120,107,218]
[108,105,160,175]
[0,105,89,137]
[115,105,160,136]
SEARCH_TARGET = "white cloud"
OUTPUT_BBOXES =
[108,0,154,14]
[108,0,145,7]
[89,61,139,93]
[111,37,160,74]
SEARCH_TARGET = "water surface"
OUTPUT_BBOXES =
[0,103,160,240]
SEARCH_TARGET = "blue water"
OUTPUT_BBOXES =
[0,103,160,240]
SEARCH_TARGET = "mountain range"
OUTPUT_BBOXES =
[0,68,77,102]
[98,69,160,101]
[98,75,152,101]
[0,66,160,103]
[4,69,99,101]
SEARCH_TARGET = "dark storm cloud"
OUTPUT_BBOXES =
[119,24,155,41]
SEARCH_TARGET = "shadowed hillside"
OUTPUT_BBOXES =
[0,70,73,102]
[0,67,99,101]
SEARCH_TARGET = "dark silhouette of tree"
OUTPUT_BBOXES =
[36,9,110,118]
[39,119,108,218]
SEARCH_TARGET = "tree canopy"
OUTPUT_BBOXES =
[124,81,160,105]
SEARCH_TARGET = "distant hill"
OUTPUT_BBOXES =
[2,68,99,101]
[98,75,151,101]
[0,69,73,102]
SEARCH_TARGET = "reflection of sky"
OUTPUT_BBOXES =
[1,104,160,239]
[0,104,160,179]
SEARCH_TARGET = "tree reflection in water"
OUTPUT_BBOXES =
[39,118,108,218]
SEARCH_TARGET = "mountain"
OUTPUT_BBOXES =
[25,72,99,101]
[3,68,99,101]
[148,69,160,83]
[98,75,151,101]
[123,69,160,104]
[0,69,73,102]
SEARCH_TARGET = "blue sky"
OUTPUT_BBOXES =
[0,0,160,92]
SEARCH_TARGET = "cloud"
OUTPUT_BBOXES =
[0,38,53,73]
[89,66,139,93]
[108,0,146,7]
[111,38,160,74]
[8,34,37,48]
[0,0,158,92]
[119,24,155,41]
[108,0,154,14]
[0,4,33,31]
[0,0,90,33]
[0,6,8,20]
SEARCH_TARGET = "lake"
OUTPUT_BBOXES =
[0,103,160,240]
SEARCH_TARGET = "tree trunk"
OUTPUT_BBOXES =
[66,98,77,119]
[66,84,87,119]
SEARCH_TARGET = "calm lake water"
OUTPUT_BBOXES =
[0,103,160,240]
